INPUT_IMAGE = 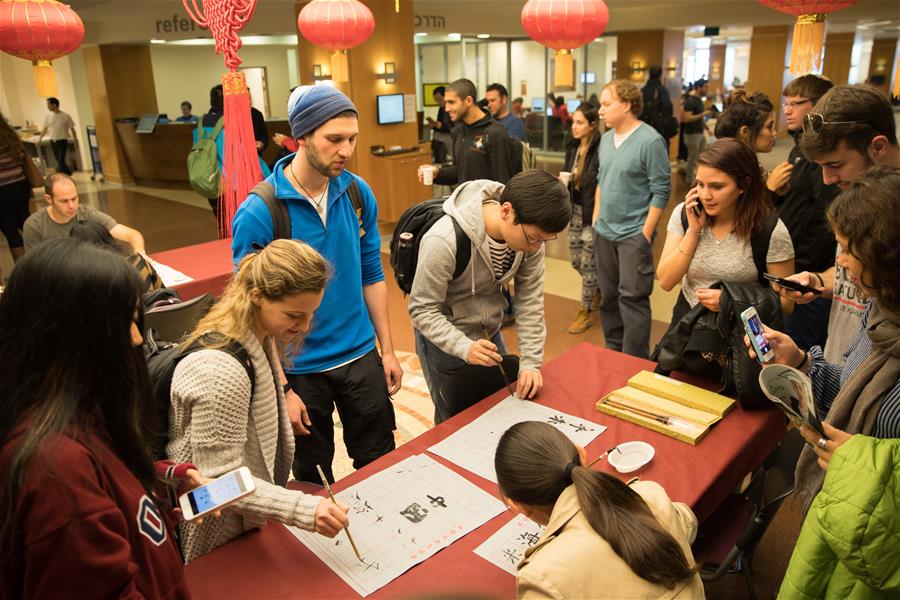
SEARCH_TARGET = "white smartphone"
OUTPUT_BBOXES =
[178,466,256,521]
[740,307,775,364]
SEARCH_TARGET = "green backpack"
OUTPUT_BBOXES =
[186,115,224,198]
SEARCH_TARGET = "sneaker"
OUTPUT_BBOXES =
[568,307,593,334]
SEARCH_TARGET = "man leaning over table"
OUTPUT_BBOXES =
[232,85,402,485]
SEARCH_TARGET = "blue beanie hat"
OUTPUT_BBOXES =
[287,85,358,139]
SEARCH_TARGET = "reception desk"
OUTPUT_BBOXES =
[367,145,433,222]
[113,118,291,187]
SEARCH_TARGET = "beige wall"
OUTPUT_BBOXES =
[150,45,297,121]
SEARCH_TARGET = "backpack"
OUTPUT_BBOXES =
[186,115,224,198]
[389,197,471,295]
[144,330,254,459]
[641,87,678,140]
[250,179,363,240]
[482,127,534,181]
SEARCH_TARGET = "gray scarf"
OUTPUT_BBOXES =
[795,300,900,513]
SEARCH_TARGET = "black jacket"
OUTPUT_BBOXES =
[563,135,601,226]
[435,112,514,185]
[775,131,838,273]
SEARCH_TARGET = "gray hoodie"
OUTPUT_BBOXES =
[407,180,546,372]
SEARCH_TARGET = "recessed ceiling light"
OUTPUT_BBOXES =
[150,39,165,44]
[448,33,461,41]
[415,32,428,37]
[477,34,490,39]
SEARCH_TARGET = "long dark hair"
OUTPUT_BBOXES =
[0,239,158,558]
[69,220,132,255]
[827,166,900,315]
[696,138,772,239]
[714,90,773,146]
[495,422,697,589]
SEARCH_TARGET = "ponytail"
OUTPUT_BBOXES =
[496,421,697,589]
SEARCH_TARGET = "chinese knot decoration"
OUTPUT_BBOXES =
[521,0,610,89]
[0,0,85,97]
[757,0,857,74]
[297,0,375,83]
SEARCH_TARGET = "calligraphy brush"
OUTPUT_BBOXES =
[482,327,517,397]
[587,446,621,468]
[316,464,364,562]
[603,399,702,432]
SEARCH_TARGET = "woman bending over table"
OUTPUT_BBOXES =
[495,421,705,599]
[167,239,349,563]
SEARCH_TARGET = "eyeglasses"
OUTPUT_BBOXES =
[520,223,557,245]
[803,112,867,134]
[782,98,816,109]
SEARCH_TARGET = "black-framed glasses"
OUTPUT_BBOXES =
[520,223,557,245]
[803,112,866,133]
[782,98,816,109]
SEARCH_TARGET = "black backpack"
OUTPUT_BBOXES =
[389,197,471,295]
[251,179,363,240]
[641,87,678,140]
[144,330,255,459]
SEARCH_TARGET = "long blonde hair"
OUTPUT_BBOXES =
[183,239,329,351]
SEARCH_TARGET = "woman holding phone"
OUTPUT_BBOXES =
[0,239,193,598]
[656,138,795,324]
[167,239,349,563]
[495,421,704,599]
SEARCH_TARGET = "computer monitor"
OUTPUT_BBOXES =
[567,98,582,113]
[546,107,553,117]
[580,71,596,84]
[377,94,405,125]
[531,97,545,112]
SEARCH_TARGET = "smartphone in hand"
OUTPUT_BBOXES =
[762,273,823,296]
[178,467,255,521]
[740,307,775,364]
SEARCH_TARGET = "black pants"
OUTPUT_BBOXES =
[784,296,832,351]
[50,140,72,175]
[0,179,31,249]
[286,349,396,484]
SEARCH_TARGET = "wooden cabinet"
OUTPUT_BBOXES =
[367,146,433,223]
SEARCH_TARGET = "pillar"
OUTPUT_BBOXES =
[83,44,158,184]
[867,38,898,97]
[822,32,854,86]
[708,44,726,97]
[747,25,789,130]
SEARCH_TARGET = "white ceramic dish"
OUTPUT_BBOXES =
[607,441,655,474]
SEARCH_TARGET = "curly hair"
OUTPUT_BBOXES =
[603,79,643,116]
[826,166,900,314]
[714,90,773,145]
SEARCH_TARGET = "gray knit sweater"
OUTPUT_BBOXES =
[167,331,319,563]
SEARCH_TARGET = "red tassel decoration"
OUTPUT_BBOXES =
[183,0,262,238]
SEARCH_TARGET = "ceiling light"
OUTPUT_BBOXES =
[448,33,461,41]
[477,34,490,39]
[415,32,428,37]
[150,39,165,44]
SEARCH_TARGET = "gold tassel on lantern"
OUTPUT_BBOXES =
[331,50,350,83]
[893,55,900,98]
[32,60,58,97]
[554,50,574,89]
[789,13,826,75]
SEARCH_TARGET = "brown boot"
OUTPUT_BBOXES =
[568,307,593,334]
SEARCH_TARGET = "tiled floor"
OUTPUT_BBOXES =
[1,146,800,598]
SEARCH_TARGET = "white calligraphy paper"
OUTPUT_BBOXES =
[473,514,545,575]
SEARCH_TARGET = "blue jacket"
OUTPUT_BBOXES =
[231,154,383,374]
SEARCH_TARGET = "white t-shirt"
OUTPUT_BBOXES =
[43,111,74,141]
[613,122,642,149]
[667,201,795,306]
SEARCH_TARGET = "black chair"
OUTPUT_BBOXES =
[143,293,214,342]
[440,355,520,417]
[691,428,806,600]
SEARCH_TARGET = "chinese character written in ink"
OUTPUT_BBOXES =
[427,495,447,508]
[375,515,383,522]
[518,531,540,547]
[568,422,590,433]
[400,502,429,523]
[354,500,374,514]
[502,548,522,564]
[361,558,380,572]
[334,539,341,546]
[547,415,566,425]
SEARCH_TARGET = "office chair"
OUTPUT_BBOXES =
[440,355,520,418]
[691,428,806,600]
[143,293,214,342]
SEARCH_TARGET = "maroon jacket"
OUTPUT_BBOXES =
[0,426,191,599]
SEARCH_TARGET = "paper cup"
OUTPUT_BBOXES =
[558,171,572,186]
[421,165,435,186]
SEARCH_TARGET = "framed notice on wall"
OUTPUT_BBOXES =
[423,83,449,106]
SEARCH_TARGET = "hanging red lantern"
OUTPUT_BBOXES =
[757,1,856,74]
[0,0,85,97]
[297,0,375,83]
[521,0,609,89]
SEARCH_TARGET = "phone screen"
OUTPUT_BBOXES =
[747,313,772,357]
[188,472,248,514]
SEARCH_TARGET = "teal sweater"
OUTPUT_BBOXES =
[779,436,900,599]
[594,122,671,241]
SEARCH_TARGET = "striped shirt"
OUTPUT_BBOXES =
[809,300,900,438]
[487,236,515,280]
[0,142,26,187]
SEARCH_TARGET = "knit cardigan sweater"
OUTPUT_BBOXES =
[167,331,319,563]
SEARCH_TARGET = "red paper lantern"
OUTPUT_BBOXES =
[521,0,609,88]
[0,0,85,97]
[297,0,375,83]
[757,1,857,74]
